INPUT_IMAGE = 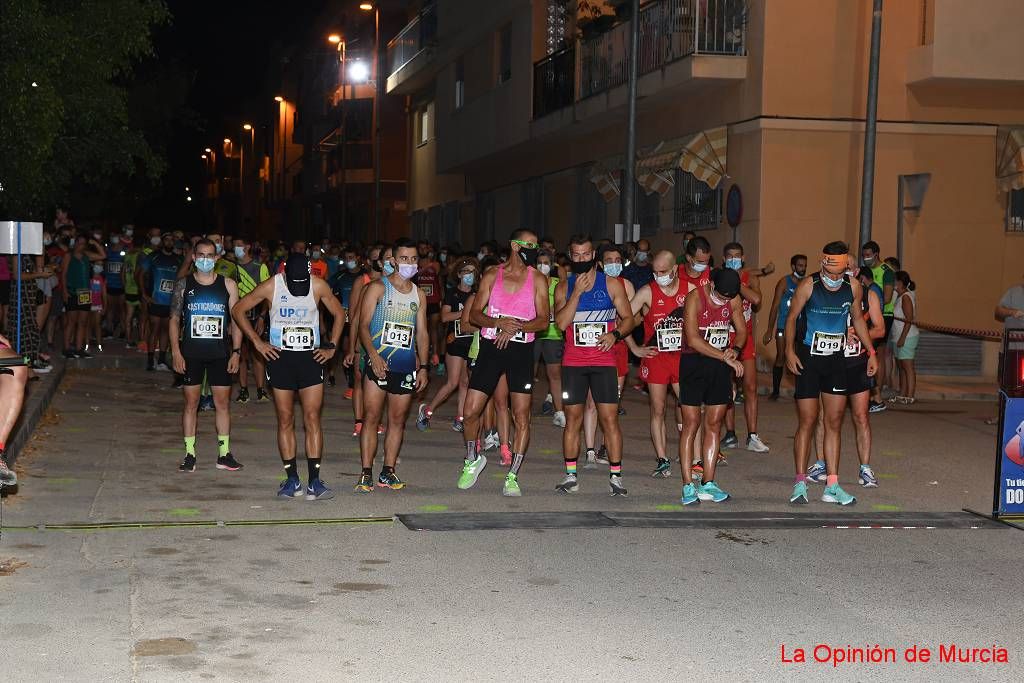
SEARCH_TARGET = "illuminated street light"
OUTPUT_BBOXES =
[186,196,192,202]
[224,138,231,144]
[328,34,341,44]
[201,154,207,159]
[243,123,252,131]
[31,81,38,87]
[204,147,212,153]
[349,61,369,83]
[359,3,373,10]
[274,95,283,102]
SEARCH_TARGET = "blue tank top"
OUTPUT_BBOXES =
[148,252,180,306]
[105,250,124,289]
[563,270,618,367]
[368,277,419,374]
[777,274,798,329]
[799,273,853,353]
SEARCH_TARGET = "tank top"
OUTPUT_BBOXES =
[123,251,140,295]
[681,285,734,355]
[368,277,420,374]
[481,265,537,343]
[540,277,562,341]
[104,250,124,289]
[236,259,269,298]
[179,274,231,359]
[446,287,473,342]
[148,252,181,306]
[799,273,854,354]
[777,274,798,329]
[66,254,91,294]
[415,265,442,304]
[678,264,711,298]
[643,280,687,353]
[268,273,320,352]
[563,270,617,367]
[891,290,919,341]
[845,281,882,363]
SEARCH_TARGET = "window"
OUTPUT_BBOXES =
[673,169,721,232]
[418,105,430,146]
[520,177,545,233]
[498,25,512,83]
[411,210,427,239]
[476,191,496,241]
[575,166,608,236]
[454,57,465,110]
[634,186,660,237]
[1009,188,1024,232]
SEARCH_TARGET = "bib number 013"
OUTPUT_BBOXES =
[382,321,414,350]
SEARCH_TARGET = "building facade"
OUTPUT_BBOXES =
[388,0,1024,378]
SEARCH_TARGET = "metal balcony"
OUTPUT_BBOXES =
[386,3,438,95]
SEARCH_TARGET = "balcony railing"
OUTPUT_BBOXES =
[539,0,746,109]
[387,3,438,78]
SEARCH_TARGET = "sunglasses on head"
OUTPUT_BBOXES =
[512,239,538,250]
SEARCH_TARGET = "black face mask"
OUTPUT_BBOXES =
[371,260,383,273]
[570,259,594,275]
[518,247,539,268]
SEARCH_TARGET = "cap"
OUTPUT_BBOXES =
[711,267,741,299]
[285,253,312,297]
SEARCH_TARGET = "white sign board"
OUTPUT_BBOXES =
[0,221,44,255]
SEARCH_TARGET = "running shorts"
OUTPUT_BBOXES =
[614,341,629,377]
[183,356,231,387]
[562,365,619,405]
[149,304,170,319]
[266,350,324,391]
[446,340,471,360]
[364,364,417,396]
[640,351,680,385]
[533,338,564,365]
[107,287,124,297]
[125,293,140,305]
[65,297,90,313]
[678,353,734,407]
[427,302,441,316]
[793,344,847,400]
[469,338,535,395]
[844,358,873,396]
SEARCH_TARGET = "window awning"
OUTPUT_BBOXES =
[636,126,729,194]
[589,156,623,203]
[997,127,1024,192]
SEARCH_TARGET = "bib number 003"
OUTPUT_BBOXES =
[191,315,223,340]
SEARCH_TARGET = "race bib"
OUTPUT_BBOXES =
[158,278,175,294]
[107,262,122,274]
[573,321,608,347]
[656,326,682,352]
[382,320,414,350]
[420,283,433,297]
[76,289,91,305]
[704,325,730,350]
[454,319,472,338]
[811,331,844,356]
[191,315,223,340]
[844,335,862,358]
[282,326,315,351]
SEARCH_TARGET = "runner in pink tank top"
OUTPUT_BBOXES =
[481,264,537,342]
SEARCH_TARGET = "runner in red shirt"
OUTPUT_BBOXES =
[415,242,444,368]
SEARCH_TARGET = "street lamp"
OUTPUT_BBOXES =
[361,1,383,240]
[204,147,212,153]
[274,95,283,102]
[349,61,369,83]
[328,33,342,44]
[328,33,350,241]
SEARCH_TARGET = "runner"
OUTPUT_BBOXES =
[677,235,713,474]
[231,253,345,500]
[677,268,747,505]
[61,234,106,358]
[862,240,895,411]
[785,242,878,506]
[625,250,686,478]
[356,239,429,492]
[233,237,271,403]
[138,233,180,371]
[457,230,549,497]
[327,246,363,391]
[418,257,479,432]
[344,245,387,436]
[169,239,243,473]
[534,250,566,428]
[414,243,444,370]
[122,229,143,347]
[763,254,807,399]
[720,242,769,453]
[553,235,636,496]
[103,232,126,338]
[0,334,29,486]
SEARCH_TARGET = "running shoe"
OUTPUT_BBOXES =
[154,361,170,371]
[868,400,887,413]
[236,387,250,404]
[609,475,627,496]
[858,465,879,488]
[584,448,599,469]
[31,360,52,374]
[353,422,363,437]
[435,361,445,377]
[256,388,270,402]
[76,349,93,359]
[354,473,373,493]
[377,424,385,435]
[63,349,77,359]
[178,454,196,473]
[555,473,579,493]
[343,387,353,400]
[595,446,610,465]
[416,403,431,432]
[216,453,243,471]
[451,417,464,433]
[198,395,215,412]
[697,481,729,502]
[541,394,554,416]
[499,443,513,467]
[0,454,18,486]
[617,406,626,416]
[126,341,137,349]
[721,431,739,449]
[552,411,566,428]
[746,434,770,453]
[806,460,827,483]
[716,452,728,467]
[376,471,405,490]
[734,389,745,404]
[306,479,335,500]
[681,483,699,505]
[483,428,500,451]
[138,342,149,352]
[651,458,672,478]
[691,461,704,481]
[277,477,304,498]
[457,455,487,489]
[789,480,809,504]
[822,483,856,506]
[502,472,522,497]
[327,374,336,387]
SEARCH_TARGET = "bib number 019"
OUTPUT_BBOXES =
[811,331,844,356]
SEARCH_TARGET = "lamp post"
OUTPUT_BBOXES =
[360,2,383,241]
[329,34,349,241]
[620,0,640,238]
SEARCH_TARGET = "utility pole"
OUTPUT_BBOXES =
[373,8,384,241]
[857,0,883,249]
[620,0,640,237]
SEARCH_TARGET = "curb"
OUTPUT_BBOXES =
[6,357,67,469]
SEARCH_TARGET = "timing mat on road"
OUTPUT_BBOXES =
[397,510,1010,531]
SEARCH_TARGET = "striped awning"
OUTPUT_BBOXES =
[997,127,1024,192]
[589,157,623,202]
[636,126,729,193]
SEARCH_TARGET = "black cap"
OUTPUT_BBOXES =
[711,268,741,299]
[285,253,312,297]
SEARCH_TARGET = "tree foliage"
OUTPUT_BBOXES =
[0,0,170,219]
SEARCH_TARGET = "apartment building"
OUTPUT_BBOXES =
[388,0,1024,378]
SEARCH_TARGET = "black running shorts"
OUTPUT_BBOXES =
[844,358,873,396]
[533,338,564,365]
[793,345,847,400]
[364,364,417,396]
[469,337,535,395]
[561,365,619,405]
[266,350,324,391]
[678,353,734,407]
[183,356,231,387]
[149,304,170,319]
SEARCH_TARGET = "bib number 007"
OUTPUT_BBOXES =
[656,326,682,352]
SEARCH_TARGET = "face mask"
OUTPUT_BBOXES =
[195,257,216,273]
[215,243,224,255]
[345,259,358,270]
[537,263,551,276]
[862,256,875,266]
[150,236,161,246]
[92,264,103,274]
[383,260,396,276]
[398,263,418,280]
[461,273,475,287]
[477,251,486,261]
[709,288,732,306]
[43,237,52,247]
[655,273,673,287]
[821,272,844,289]
[234,246,246,259]
[794,270,806,279]
[725,257,743,270]
[439,253,448,264]
[93,233,102,241]
[635,250,649,263]
[570,259,594,275]
[518,247,539,268]
[603,262,623,278]
[312,250,322,260]
[124,229,133,237]
[690,261,708,273]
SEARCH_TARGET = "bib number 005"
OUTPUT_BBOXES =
[811,331,844,356]
[382,321,414,350]
[573,321,608,347]
[191,315,223,340]
[282,326,315,351]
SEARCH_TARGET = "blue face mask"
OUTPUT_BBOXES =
[383,260,395,276]
[195,257,216,274]
[603,262,623,278]
[461,273,475,287]
[234,246,246,259]
[725,257,743,271]
[821,272,844,289]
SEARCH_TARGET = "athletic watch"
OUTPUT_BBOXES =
[320,342,336,350]
[231,348,241,355]
[611,329,623,341]
[730,346,742,357]
[418,364,428,372]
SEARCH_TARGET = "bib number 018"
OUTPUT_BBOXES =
[282,326,314,351]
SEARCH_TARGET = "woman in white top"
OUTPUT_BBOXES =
[889,270,919,404]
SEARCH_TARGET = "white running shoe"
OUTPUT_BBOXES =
[746,433,770,453]
[552,411,566,428]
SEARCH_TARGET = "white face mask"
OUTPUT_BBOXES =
[150,236,161,246]
[655,273,673,287]
[477,251,486,261]
[538,263,551,276]
[690,261,708,273]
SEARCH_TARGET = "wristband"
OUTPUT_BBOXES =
[418,365,428,372]
[612,329,623,341]
[730,346,742,357]
[231,348,241,355]
[866,346,876,357]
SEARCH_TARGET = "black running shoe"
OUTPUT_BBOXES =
[179,454,196,472]
[328,374,336,387]
[63,349,77,359]
[256,388,269,402]
[216,453,243,471]
[236,387,250,404]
